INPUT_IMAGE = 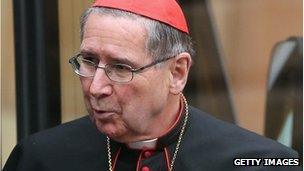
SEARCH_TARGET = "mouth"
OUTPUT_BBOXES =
[92,109,118,119]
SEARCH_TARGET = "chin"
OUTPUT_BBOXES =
[94,119,126,140]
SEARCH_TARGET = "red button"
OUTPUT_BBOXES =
[143,151,153,158]
[141,166,150,171]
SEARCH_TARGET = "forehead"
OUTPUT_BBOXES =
[81,13,148,62]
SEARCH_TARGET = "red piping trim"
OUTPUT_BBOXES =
[112,147,121,171]
[136,151,144,171]
[164,148,171,171]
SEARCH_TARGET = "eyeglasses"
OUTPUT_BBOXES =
[68,53,174,83]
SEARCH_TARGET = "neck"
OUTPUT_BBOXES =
[145,93,181,138]
[152,95,181,138]
[117,93,181,143]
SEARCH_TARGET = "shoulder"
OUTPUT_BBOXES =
[24,116,98,143]
[185,106,298,157]
[4,116,107,171]
[21,116,105,152]
[177,106,299,170]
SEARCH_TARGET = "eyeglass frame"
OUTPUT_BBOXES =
[68,53,175,83]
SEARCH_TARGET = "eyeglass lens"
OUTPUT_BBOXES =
[70,55,134,82]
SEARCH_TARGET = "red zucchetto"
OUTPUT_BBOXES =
[92,0,189,34]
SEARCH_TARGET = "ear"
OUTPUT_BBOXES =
[169,52,192,95]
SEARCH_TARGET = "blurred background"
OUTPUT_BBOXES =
[1,0,302,167]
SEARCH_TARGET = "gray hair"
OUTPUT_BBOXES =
[80,7,195,61]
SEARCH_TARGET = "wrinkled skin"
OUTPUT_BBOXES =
[80,13,191,143]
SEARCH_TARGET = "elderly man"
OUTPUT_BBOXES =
[4,0,299,171]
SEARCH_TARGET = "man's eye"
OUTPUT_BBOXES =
[114,64,130,71]
[83,56,99,64]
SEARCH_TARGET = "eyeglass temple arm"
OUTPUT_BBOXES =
[131,57,174,72]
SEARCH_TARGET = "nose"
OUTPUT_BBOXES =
[89,68,113,98]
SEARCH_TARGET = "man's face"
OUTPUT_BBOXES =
[80,13,172,142]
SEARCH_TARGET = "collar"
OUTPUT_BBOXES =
[124,96,185,150]
[126,138,158,149]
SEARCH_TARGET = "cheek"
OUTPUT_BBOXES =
[80,78,93,111]
[117,78,166,116]
[116,85,140,110]
[80,78,92,94]
[114,83,148,120]
[80,78,93,112]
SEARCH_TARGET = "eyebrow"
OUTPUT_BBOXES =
[79,50,98,57]
[110,57,138,67]
[79,50,139,67]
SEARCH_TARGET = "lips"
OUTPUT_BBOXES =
[92,109,118,119]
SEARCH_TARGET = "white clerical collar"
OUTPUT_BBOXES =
[126,138,158,150]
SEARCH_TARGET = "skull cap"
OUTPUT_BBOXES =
[92,0,189,34]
